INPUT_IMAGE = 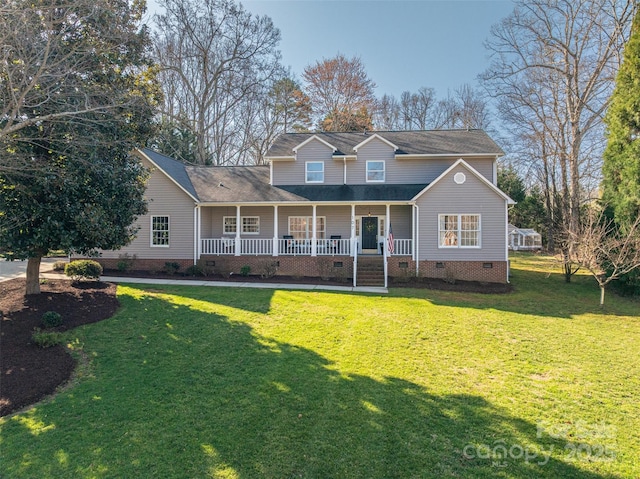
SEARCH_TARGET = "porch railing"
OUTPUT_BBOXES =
[241,238,273,256]
[201,237,406,257]
[201,238,236,255]
[392,239,412,256]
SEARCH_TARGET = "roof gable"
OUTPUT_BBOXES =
[353,133,398,152]
[137,148,198,202]
[266,130,504,159]
[412,158,515,203]
[292,135,337,153]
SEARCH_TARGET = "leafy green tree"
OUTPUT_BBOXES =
[498,165,546,238]
[0,0,159,295]
[602,9,640,228]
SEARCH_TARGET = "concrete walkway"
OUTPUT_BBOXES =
[0,258,59,282]
[37,272,388,294]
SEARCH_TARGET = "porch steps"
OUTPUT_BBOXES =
[356,256,385,287]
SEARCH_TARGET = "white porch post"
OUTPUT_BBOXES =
[193,206,199,265]
[273,205,279,257]
[385,203,391,250]
[415,204,420,276]
[350,204,356,255]
[412,204,417,261]
[235,205,241,256]
[311,204,317,256]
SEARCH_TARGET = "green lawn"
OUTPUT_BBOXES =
[1,254,639,478]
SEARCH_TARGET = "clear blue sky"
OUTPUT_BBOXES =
[148,0,515,100]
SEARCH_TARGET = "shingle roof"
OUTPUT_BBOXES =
[186,165,307,203]
[140,148,198,200]
[266,129,504,158]
[277,184,427,202]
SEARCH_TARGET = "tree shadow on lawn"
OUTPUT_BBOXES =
[2,291,624,478]
[390,267,639,319]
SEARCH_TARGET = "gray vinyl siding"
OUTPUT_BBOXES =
[416,165,506,261]
[392,157,495,184]
[206,206,276,238]
[348,139,395,184]
[272,140,343,185]
[272,136,497,186]
[100,157,196,260]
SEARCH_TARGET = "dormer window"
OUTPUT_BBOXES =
[306,161,324,183]
[366,160,385,182]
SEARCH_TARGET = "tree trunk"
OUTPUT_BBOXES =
[600,285,606,308]
[25,256,42,295]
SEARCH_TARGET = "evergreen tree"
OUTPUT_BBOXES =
[603,9,640,228]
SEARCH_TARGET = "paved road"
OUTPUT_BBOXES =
[0,258,59,282]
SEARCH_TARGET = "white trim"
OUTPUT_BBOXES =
[438,214,482,249]
[395,152,504,159]
[264,155,295,161]
[366,160,386,183]
[305,161,324,183]
[292,135,337,153]
[412,158,515,203]
[135,149,199,203]
[353,133,398,152]
[150,215,170,248]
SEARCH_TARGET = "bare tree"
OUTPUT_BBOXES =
[373,94,401,130]
[153,0,282,165]
[1,0,154,174]
[482,0,635,278]
[302,54,376,131]
[568,208,640,306]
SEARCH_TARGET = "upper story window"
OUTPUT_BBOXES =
[366,160,385,182]
[151,216,170,247]
[306,161,324,183]
[438,214,481,248]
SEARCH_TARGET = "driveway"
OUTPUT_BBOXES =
[0,258,59,282]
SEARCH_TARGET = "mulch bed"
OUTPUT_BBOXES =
[102,269,513,294]
[0,279,119,417]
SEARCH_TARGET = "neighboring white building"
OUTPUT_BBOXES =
[508,224,542,251]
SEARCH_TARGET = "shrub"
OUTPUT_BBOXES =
[258,260,278,279]
[185,264,204,277]
[117,253,136,272]
[163,262,181,275]
[32,329,65,348]
[52,260,67,271]
[240,265,251,277]
[64,260,103,281]
[196,259,215,276]
[41,311,63,328]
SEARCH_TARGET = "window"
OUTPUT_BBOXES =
[224,216,260,234]
[306,161,324,183]
[366,160,385,182]
[438,214,480,248]
[288,216,326,239]
[151,216,170,247]
[242,216,260,234]
[223,217,236,234]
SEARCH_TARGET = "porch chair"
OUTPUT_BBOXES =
[283,235,294,254]
[329,235,341,254]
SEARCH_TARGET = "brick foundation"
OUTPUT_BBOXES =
[92,255,508,284]
[388,257,508,283]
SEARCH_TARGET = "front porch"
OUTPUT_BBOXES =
[199,237,413,257]
[196,203,415,261]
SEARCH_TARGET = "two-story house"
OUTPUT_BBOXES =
[96,130,514,286]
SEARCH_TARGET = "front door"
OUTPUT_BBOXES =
[362,216,378,250]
